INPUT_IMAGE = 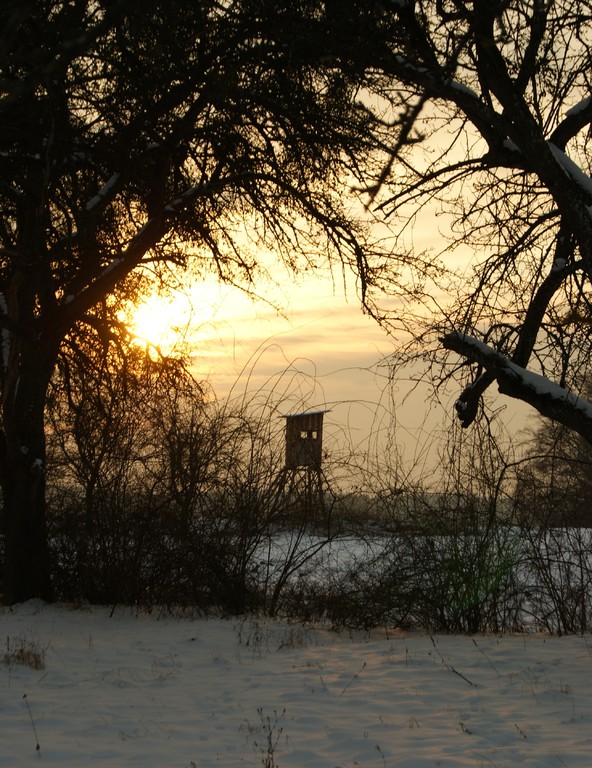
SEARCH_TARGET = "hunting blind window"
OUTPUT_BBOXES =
[284,411,327,469]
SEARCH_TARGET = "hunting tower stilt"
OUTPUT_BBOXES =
[279,410,329,531]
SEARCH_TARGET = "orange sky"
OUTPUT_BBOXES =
[132,265,532,479]
[173,273,471,473]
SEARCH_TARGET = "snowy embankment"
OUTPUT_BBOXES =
[1,601,592,767]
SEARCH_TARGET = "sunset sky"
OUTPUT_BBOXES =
[132,265,530,477]
[128,196,477,475]
[136,268,399,424]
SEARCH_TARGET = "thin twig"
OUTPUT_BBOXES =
[430,636,475,687]
[23,694,40,753]
[339,661,367,697]
[472,637,500,676]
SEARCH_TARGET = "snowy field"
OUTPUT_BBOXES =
[1,601,592,767]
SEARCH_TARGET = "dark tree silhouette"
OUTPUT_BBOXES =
[329,0,592,442]
[0,0,385,602]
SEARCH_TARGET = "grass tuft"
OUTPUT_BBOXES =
[4,634,46,670]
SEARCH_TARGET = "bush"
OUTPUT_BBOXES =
[39,333,592,633]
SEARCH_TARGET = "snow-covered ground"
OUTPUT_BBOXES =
[1,600,591,767]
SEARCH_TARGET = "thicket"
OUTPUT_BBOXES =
[2,334,592,634]
[311,413,592,636]
[43,335,336,614]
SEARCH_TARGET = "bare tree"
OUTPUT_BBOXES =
[327,1,592,441]
[515,403,592,528]
[0,0,389,602]
[46,328,205,603]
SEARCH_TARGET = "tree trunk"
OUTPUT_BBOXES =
[1,346,55,604]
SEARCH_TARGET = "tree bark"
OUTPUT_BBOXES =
[1,343,55,604]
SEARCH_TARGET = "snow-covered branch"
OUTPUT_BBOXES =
[547,143,592,201]
[164,186,199,213]
[550,96,592,149]
[443,331,592,443]
[85,173,122,213]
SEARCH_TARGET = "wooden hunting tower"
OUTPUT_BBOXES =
[278,410,331,533]
[284,410,327,469]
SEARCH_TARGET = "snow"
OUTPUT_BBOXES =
[502,138,520,152]
[444,79,479,100]
[164,187,198,213]
[2,601,592,767]
[505,360,592,412]
[547,142,592,198]
[85,174,121,212]
[100,258,123,277]
[448,332,592,421]
[393,55,428,76]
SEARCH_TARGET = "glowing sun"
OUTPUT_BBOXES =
[129,292,194,355]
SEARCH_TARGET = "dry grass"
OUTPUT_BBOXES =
[4,634,46,670]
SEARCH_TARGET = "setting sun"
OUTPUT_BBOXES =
[129,292,195,355]
[127,278,235,358]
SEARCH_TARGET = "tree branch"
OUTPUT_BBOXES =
[442,331,592,444]
[550,98,592,151]
[447,227,573,427]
